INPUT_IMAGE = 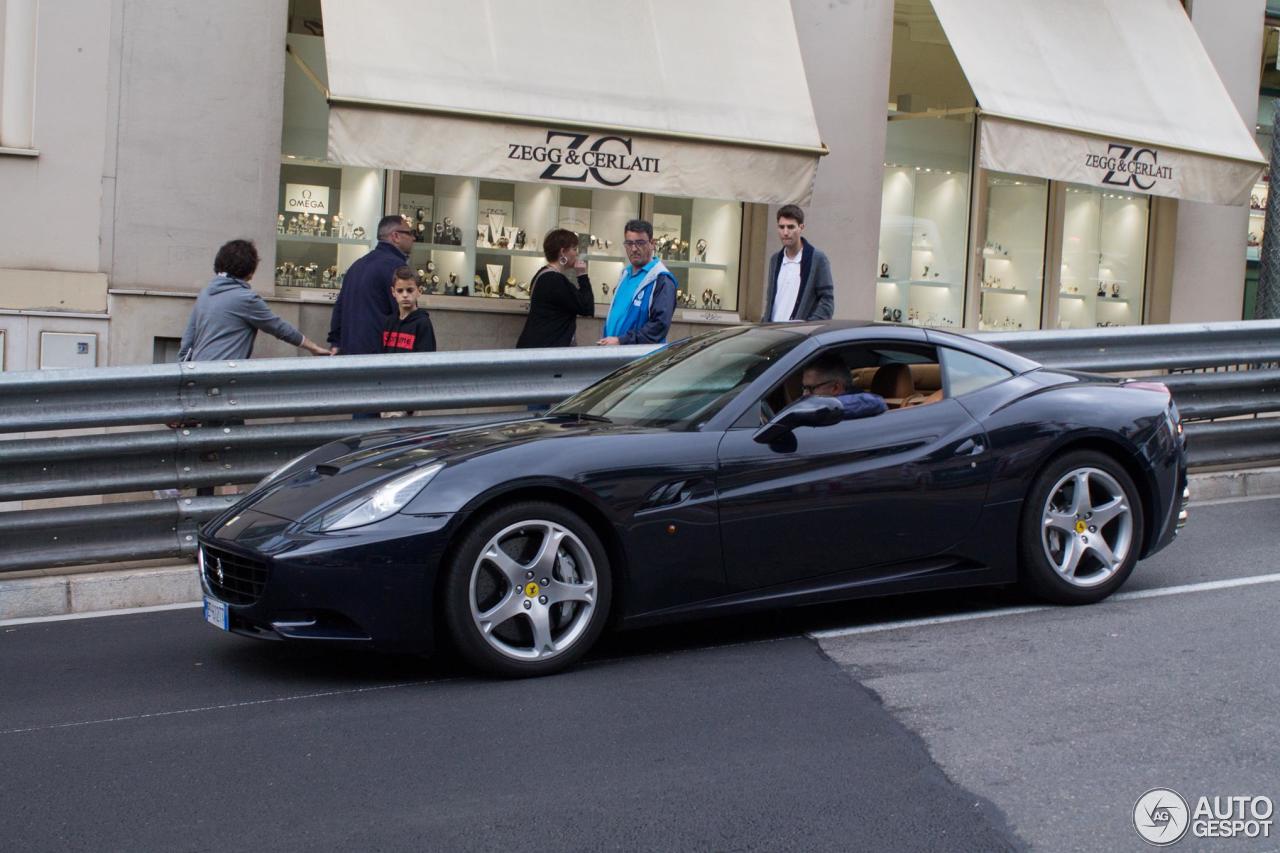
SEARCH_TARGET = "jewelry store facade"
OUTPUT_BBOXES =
[876,0,1265,334]
[0,0,1266,372]
[271,0,824,347]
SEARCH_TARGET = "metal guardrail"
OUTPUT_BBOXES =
[1,320,1278,574]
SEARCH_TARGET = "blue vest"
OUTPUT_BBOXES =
[604,259,672,341]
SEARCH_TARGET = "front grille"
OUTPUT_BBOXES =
[202,545,269,605]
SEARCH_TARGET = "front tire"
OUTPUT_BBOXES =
[442,501,612,677]
[1018,450,1144,604]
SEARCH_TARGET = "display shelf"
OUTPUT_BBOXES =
[1250,210,1266,218]
[470,246,543,258]
[909,279,956,289]
[278,234,373,247]
[1096,297,1132,305]
[410,243,467,252]
[663,259,729,272]
[1059,293,1088,300]
[980,286,1029,296]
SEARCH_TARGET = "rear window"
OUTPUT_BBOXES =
[940,347,1013,397]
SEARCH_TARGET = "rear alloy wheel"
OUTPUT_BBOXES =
[443,501,611,677]
[1019,451,1144,604]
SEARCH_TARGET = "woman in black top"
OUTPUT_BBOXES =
[516,228,594,348]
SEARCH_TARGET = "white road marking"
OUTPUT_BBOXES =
[809,571,1280,640]
[0,601,201,627]
[0,678,454,736]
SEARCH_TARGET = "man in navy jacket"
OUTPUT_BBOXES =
[327,214,415,354]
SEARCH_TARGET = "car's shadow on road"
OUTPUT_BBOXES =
[204,583,1033,685]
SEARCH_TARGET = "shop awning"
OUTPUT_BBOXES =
[928,0,1266,205]
[318,0,826,205]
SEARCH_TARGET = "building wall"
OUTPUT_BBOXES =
[105,0,286,297]
[786,0,893,322]
[1169,0,1266,323]
[0,0,111,295]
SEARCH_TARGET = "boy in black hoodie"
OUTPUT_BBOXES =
[380,267,437,418]
[381,266,437,354]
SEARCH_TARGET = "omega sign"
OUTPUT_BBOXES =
[1084,143,1173,191]
[284,183,330,213]
[508,131,661,187]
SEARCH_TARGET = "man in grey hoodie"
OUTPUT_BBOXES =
[179,239,330,362]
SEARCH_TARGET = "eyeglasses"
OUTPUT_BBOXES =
[801,379,838,395]
[623,239,651,249]
[394,230,415,237]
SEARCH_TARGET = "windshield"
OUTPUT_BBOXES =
[551,326,805,428]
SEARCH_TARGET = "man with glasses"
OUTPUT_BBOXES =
[799,354,885,420]
[328,214,418,356]
[598,219,676,346]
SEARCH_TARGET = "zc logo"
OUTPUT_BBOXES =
[1084,143,1173,191]
[508,131,661,187]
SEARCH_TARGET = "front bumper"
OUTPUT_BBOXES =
[198,508,458,655]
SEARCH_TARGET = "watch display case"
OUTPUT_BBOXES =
[651,195,742,313]
[877,164,969,328]
[1247,176,1266,262]
[393,174,743,311]
[274,160,384,300]
[1058,184,1149,329]
[876,114,973,328]
[978,174,1049,331]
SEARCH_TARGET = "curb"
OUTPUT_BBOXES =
[2,467,1278,623]
[0,564,199,622]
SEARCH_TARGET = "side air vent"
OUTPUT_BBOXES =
[641,480,693,510]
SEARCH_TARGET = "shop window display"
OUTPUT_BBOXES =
[978,174,1048,331]
[1058,185,1149,329]
[1247,174,1266,262]
[274,161,385,299]
[877,117,973,328]
[651,195,743,313]
[392,175,741,310]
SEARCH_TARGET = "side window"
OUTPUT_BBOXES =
[735,342,944,428]
[940,347,1013,397]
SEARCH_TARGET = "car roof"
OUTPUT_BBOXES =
[749,320,1042,374]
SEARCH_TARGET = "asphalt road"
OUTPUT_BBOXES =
[1,496,1277,851]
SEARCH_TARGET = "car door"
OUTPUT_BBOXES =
[715,380,995,593]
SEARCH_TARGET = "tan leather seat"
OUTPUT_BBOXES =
[869,363,915,408]
[905,363,944,406]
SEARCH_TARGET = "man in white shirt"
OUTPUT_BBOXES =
[763,204,834,322]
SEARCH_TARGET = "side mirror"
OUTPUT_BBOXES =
[752,395,843,444]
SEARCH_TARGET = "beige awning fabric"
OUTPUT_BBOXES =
[928,0,1266,206]
[319,0,825,204]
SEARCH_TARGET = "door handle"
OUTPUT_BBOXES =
[954,438,985,456]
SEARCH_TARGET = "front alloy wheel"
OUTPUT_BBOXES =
[444,502,611,676]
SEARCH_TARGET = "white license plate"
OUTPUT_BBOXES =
[203,596,229,631]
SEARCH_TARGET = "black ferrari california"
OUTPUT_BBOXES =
[199,322,1188,676]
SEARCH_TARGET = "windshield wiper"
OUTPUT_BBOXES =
[548,411,612,424]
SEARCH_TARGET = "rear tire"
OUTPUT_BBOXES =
[1018,450,1144,604]
[442,501,612,677]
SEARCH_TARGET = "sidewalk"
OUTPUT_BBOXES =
[2,468,1278,623]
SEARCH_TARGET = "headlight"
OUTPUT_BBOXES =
[254,449,317,492]
[315,462,444,532]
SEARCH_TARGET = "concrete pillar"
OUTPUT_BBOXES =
[786,0,893,321]
[1169,0,1266,323]
[0,0,38,149]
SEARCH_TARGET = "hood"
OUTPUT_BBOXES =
[207,274,251,295]
[239,415,628,522]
